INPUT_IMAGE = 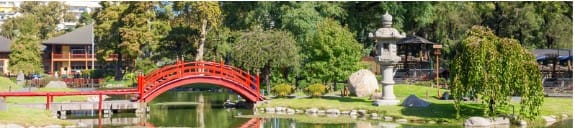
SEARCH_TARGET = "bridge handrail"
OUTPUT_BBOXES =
[139,61,260,100]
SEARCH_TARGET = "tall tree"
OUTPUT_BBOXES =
[536,1,573,49]
[450,26,544,119]
[93,2,129,80]
[301,18,363,87]
[77,11,94,27]
[173,1,222,61]
[231,30,300,96]
[8,14,42,74]
[18,1,68,39]
[118,2,156,63]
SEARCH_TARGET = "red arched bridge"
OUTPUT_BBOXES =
[0,60,263,110]
[137,60,263,102]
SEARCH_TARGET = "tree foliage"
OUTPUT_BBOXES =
[18,1,68,39]
[118,2,156,60]
[231,30,300,95]
[301,18,363,84]
[450,26,544,119]
[173,1,222,61]
[77,11,94,27]
[8,14,42,74]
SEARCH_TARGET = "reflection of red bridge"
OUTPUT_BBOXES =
[134,118,263,128]
[0,60,263,111]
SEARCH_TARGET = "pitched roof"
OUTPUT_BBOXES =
[397,35,435,45]
[43,24,93,45]
[0,36,12,52]
[532,49,572,57]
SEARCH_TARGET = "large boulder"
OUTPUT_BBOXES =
[348,69,379,97]
[491,117,510,125]
[45,81,68,88]
[401,94,430,107]
[464,117,492,127]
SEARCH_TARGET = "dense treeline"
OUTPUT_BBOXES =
[2,2,572,92]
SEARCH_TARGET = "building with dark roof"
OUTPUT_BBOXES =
[42,24,116,76]
[532,49,572,78]
[0,36,10,75]
[362,35,440,81]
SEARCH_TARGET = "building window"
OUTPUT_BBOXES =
[70,46,86,54]
[0,60,4,73]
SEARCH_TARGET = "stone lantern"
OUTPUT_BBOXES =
[368,12,406,106]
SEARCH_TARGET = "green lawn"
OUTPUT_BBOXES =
[0,104,72,126]
[0,77,82,126]
[0,77,20,91]
[540,97,572,116]
[259,84,573,124]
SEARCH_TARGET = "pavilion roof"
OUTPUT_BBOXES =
[397,35,436,45]
[0,36,11,52]
[43,24,94,45]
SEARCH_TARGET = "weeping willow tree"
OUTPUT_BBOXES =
[450,26,544,119]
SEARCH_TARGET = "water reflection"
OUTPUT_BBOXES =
[63,89,572,128]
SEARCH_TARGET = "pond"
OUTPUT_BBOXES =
[65,86,571,128]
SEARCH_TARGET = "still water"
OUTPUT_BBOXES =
[66,87,572,128]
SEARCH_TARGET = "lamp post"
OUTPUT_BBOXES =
[90,23,95,88]
[433,44,442,98]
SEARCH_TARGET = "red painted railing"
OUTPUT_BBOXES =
[51,53,118,60]
[0,60,261,111]
[137,60,262,102]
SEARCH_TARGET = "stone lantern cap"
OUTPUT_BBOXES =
[369,12,406,41]
[382,12,393,28]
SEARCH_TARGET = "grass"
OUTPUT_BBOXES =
[6,88,89,103]
[102,79,135,88]
[540,97,572,116]
[0,77,20,91]
[258,84,573,124]
[0,104,72,126]
[0,77,86,126]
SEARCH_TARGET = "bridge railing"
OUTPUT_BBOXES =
[138,61,260,100]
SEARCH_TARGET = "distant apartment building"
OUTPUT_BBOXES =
[0,1,20,26]
[58,1,101,30]
[0,1,101,31]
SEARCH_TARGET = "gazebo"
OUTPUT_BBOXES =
[394,35,436,81]
[532,49,572,78]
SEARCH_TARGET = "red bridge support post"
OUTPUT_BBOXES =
[137,74,144,101]
[46,93,51,110]
[256,73,260,98]
[98,93,103,116]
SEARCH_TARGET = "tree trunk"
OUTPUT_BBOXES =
[263,64,271,96]
[332,79,337,92]
[115,52,123,81]
[195,19,208,61]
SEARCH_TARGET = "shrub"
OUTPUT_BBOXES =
[0,77,18,91]
[271,83,294,97]
[305,83,327,97]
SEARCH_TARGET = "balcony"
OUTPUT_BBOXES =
[51,53,118,61]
